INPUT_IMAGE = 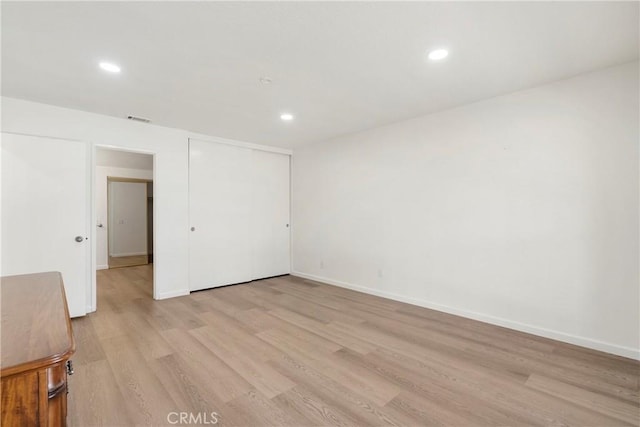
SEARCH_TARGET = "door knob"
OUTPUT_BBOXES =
[75,236,84,242]
[191,227,195,231]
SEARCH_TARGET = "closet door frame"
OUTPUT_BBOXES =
[188,137,292,292]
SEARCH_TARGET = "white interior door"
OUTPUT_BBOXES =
[189,139,252,291]
[251,150,290,278]
[108,181,147,258]
[1,133,89,317]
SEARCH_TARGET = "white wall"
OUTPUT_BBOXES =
[2,97,190,308]
[1,96,290,311]
[96,148,153,170]
[96,166,153,269]
[108,181,148,258]
[292,61,639,359]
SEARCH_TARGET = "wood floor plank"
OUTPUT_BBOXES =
[272,385,362,427]
[361,312,636,396]
[267,308,378,354]
[257,328,401,406]
[232,307,290,333]
[150,354,223,415]
[225,389,315,427]
[69,315,107,366]
[368,347,629,427]
[268,351,408,426]
[336,348,534,426]
[120,310,174,361]
[154,297,207,330]
[189,326,296,399]
[394,301,562,352]
[250,285,366,325]
[160,328,253,403]
[553,344,640,376]
[196,310,284,361]
[357,302,557,355]
[68,266,640,426]
[195,294,251,317]
[67,359,133,427]
[526,374,640,425]
[385,391,483,427]
[100,334,180,425]
[89,304,129,340]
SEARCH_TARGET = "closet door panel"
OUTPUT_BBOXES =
[252,150,291,279]
[189,139,252,291]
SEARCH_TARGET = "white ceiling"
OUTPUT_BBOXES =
[2,2,638,148]
[96,148,153,171]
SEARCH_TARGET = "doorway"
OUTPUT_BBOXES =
[107,177,153,269]
[95,147,154,304]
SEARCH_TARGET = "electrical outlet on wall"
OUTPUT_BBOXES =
[320,260,324,269]
[378,269,383,278]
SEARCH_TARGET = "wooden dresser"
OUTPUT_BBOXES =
[1,272,76,426]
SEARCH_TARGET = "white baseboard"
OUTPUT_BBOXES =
[110,251,147,257]
[96,264,109,270]
[156,289,190,300]
[291,271,640,361]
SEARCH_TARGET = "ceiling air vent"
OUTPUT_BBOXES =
[127,115,151,123]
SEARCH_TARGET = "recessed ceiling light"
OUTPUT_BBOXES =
[99,62,121,73]
[427,49,449,61]
[280,113,294,121]
[259,76,273,85]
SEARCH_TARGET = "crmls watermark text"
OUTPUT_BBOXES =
[167,412,219,425]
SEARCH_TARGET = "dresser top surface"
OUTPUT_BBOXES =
[1,271,75,376]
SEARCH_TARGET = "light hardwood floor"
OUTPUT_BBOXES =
[109,255,149,269]
[68,265,639,426]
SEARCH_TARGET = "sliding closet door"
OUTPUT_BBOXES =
[189,139,252,291]
[251,150,291,278]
